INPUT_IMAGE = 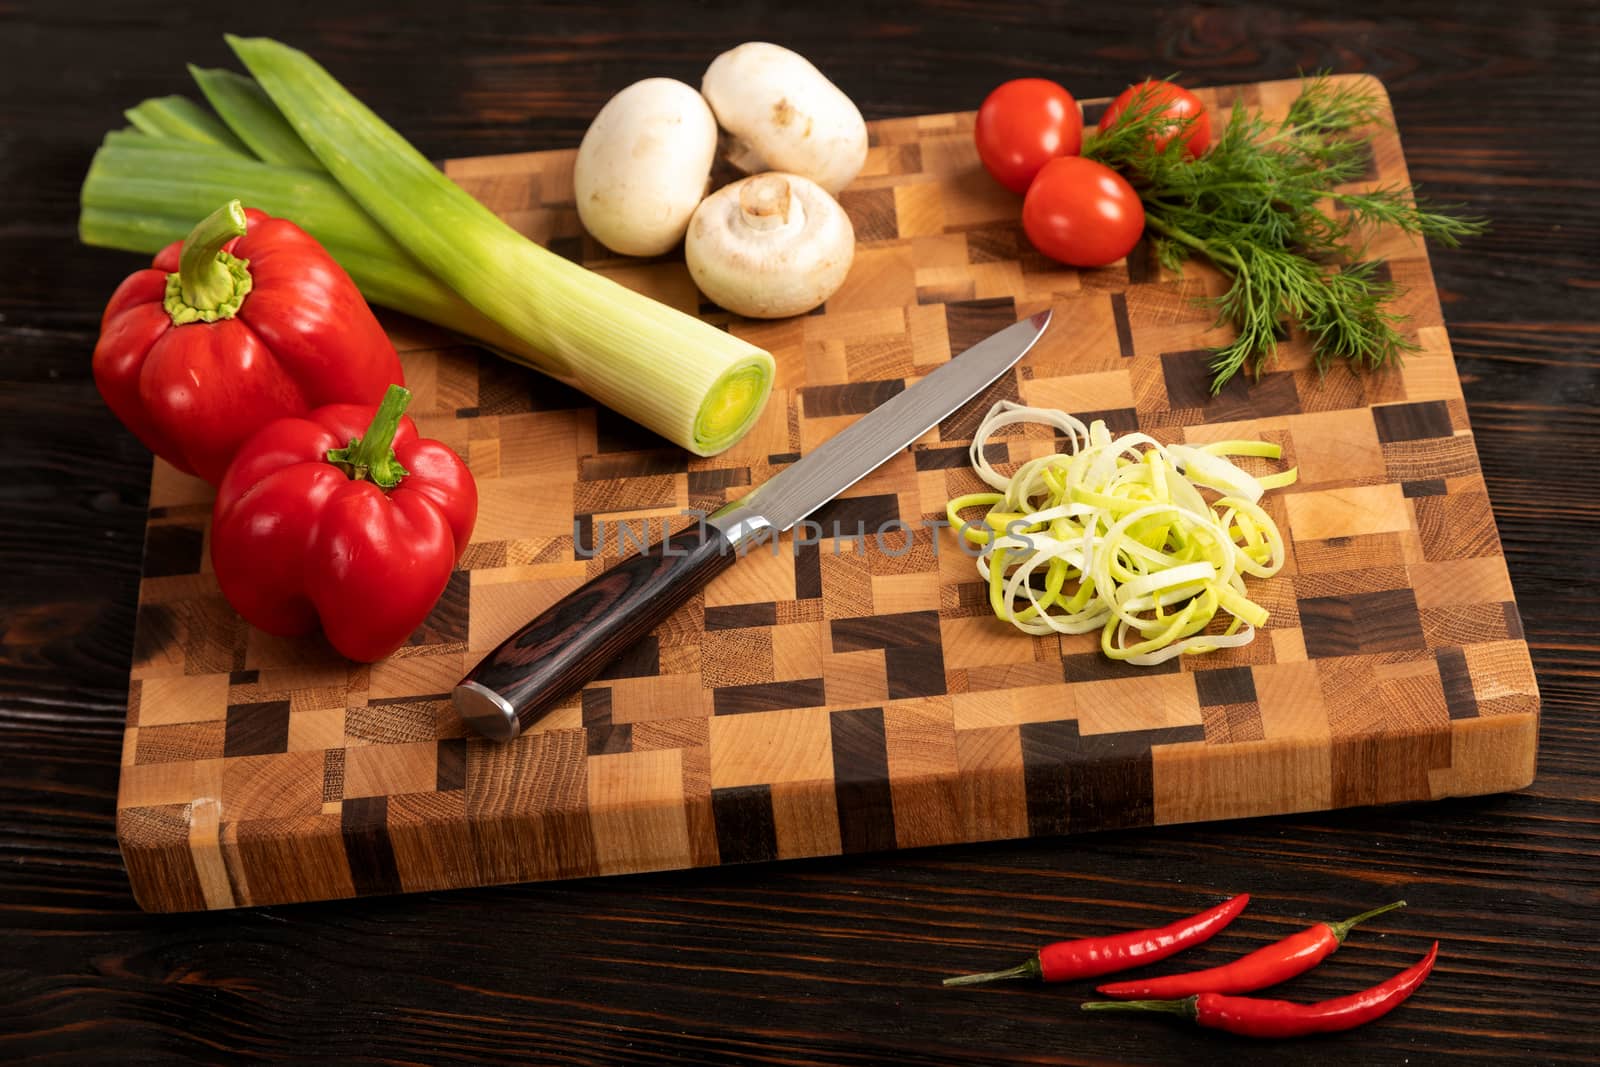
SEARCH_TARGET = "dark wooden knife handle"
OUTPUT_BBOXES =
[454,522,740,741]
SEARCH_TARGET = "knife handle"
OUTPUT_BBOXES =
[453,509,768,742]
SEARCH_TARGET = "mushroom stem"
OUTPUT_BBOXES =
[739,175,797,231]
[685,171,855,319]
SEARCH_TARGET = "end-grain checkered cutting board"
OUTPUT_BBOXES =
[115,75,1539,911]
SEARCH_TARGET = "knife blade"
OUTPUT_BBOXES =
[454,309,1052,741]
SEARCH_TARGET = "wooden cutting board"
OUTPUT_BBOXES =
[115,75,1539,912]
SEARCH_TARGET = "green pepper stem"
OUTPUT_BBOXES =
[941,955,1042,987]
[327,384,412,489]
[164,199,254,324]
[179,199,248,307]
[1328,900,1407,945]
[1081,996,1200,1019]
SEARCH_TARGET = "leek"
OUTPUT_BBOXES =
[124,95,251,154]
[103,129,248,160]
[188,66,324,170]
[84,140,399,253]
[229,34,772,455]
[80,143,543,359]
[947,401,1298,664]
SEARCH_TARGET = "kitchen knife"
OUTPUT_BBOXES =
[453,309,1052,741]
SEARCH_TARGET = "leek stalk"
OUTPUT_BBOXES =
[124,95,251,154]
[79,139,543,356]
[103,128,248,160]
[229,34,772,455]
[84,141,399,253]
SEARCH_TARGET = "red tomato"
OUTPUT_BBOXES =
[1098,80,1211,158]
[1021,156,1145,268]
[975,79,1083,194]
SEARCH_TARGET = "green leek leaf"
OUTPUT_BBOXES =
[189,66,324,170]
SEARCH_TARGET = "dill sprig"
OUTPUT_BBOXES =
[1084,73,1486,392]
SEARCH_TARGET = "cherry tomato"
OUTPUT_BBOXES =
[975,79,1083,194]
[1021,156,1145,268]
[1098,80,1211,159]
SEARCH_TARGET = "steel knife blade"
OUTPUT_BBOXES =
[454,309,1052,741]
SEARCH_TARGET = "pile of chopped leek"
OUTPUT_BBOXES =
[947,402,1297,664]
[79,36,774,457]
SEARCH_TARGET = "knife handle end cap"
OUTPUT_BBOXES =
[454,681,520,743]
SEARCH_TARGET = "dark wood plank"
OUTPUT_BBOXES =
[3,0,1597,1062]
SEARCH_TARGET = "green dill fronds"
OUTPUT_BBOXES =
[1331,185,1487,247]
[1084,74,1487,392]
[1284,71,1393,135]
[1301,260,1414,374]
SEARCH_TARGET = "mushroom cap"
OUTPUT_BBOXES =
[701,43,868,196]
[685,172,856,319]
[575,78,718,257]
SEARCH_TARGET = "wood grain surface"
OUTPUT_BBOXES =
[4,0,1596,1063]
[115,77,1540,913]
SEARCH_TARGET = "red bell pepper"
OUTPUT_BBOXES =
[92,199,404,485]
[211,384,477,663]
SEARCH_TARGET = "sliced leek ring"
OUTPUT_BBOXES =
[951,401,1298,663]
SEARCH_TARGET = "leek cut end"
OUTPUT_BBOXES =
[692,353,775,456]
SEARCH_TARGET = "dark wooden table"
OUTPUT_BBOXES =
[5,1,1596,1062]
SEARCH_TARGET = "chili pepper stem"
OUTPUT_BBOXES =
[328,384,412,489]
[1328,900,1407,944]
[941,956,1042,987]
[165,199,254,324]
[1082,996,1200,1019]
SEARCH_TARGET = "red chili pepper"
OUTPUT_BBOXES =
[93,199,403,485]
[942,894,1248,987]
[1096,900,1407,999]
[211,384,477,662]
[1081,941,1439,1038]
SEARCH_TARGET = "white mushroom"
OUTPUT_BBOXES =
[574,78,718,257]
[684,172,855,318]
[700,43,868,196]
